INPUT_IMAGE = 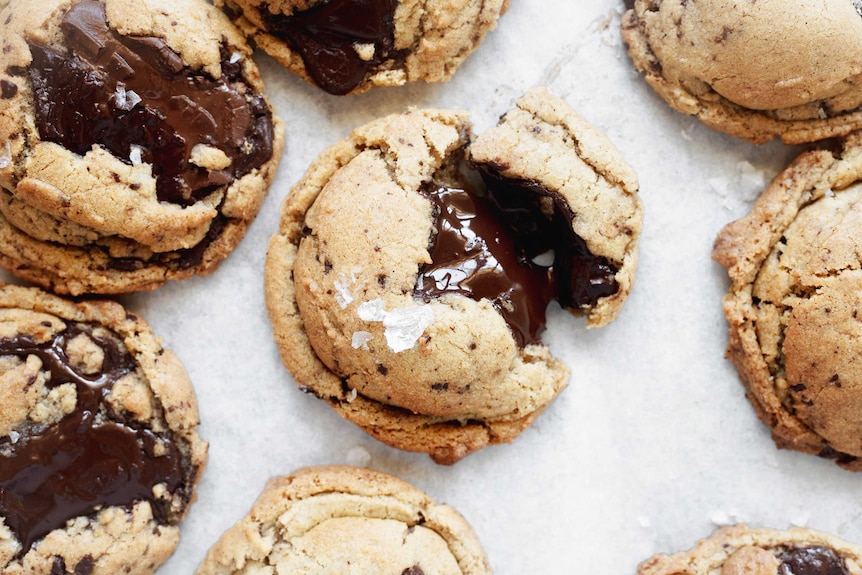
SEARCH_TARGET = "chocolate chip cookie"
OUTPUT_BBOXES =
[621,0,862,144]
[195,465,491,575]
[265,87,642,463]
[639,524,862,575]
[215,0,509,95]
[0,0,284,295]
[0,283,207,574]
[714,132,862,471]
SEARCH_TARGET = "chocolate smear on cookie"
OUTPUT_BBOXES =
[0,325,186,556]
[26,0,273,206]
[258,0,401,95]
[417,163,618,347]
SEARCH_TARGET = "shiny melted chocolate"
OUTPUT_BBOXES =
[416,181,555,348]
[415,165,619,347]
[0,325,185,556]
[259,0,400,95]
[779,547,850,575]
[27,0,274,206]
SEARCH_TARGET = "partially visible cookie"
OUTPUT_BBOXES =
[0,283,207,574]
[638,524,862,575]
[265,88,642,463]
[195,465,491,575]
[714,132,862,470]
[215,0,509,95]
[621,0,862,144]
[0,0,284,295]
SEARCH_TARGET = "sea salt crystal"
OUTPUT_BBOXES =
[351,331,373,350]
[383,305,434,353]
[9,430,20,444]
[334,273,354,309]
[0,142,11,169]
[129,145,143,165]
[229,51,242,64]
[345,388,358,403]
[357,298,434,353]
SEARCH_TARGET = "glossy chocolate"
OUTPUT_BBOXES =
[477,163,619,309]
[415,164,620,347]
[259,0,400,95]
[27,0,273,206]
[779,547,850,575]
[0,325,185,555]
[416,181,555,347]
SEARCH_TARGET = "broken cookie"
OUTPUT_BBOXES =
[265,87,642,463]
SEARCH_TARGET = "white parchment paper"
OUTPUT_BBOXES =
[33,0,860,572]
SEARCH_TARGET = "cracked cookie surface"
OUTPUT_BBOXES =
[215,0,509,95]
[0,0,284,295]
[714,132,862,470]
[265,88,642,463]
[638,524,862,575]
[195,465,491,575]
[622,0,862,144]
[0,283,207,575]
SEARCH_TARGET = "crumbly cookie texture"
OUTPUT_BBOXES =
[713,131,862,471]
[621,0,862,144]
[0,283,207,575]
[0,0,284,295]
[215,0,509,95]
[265,88,641,463]
[195,465,491,575]
[638,525,862,575]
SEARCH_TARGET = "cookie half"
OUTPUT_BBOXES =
[195,465,491,575]
[621,0,862,144]
[265,88,642,463]
[714,132,862,470]
[0,0,284,295]
[215,0,509,95]
[0,283,207,574]
[638,524,862,575]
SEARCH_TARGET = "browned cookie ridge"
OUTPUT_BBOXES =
[0,0,284,295]
[265,88,642,463]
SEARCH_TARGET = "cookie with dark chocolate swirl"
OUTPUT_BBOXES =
[0,283,207,574]
[0,0,284,295]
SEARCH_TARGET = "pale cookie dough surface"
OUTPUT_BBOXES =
[621,0,862,144]
[265,90,641,464]
[215,0,509,95]
[0,0,284,295]
[638,524,862,575]
[195,465,491,575]
[713,131,862,471]
[0,283,207,575]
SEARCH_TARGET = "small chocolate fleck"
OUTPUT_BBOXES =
[74,556,95,575]
[51,557,66,575]
[402,566,426,575]
[0,79,17,99]
[377,364,389,376]
[431,382,449,391]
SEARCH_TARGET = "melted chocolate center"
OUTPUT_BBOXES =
[779,547,850,575]
[259,0,399,95]
[27,0,274,206]
[0,326,184,556]
[416,165,619,347]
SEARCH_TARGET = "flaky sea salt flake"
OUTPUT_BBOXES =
[383,305,434,353]
[351,331,373,350]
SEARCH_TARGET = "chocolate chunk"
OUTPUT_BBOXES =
[416,164,620,347]
[0,325,185,556]
[0,79,17,99]
[259,0,400,95]
[26,0,273,206]
[402,567,426,575]
[416,180,555,347]
[780,546,850,575]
